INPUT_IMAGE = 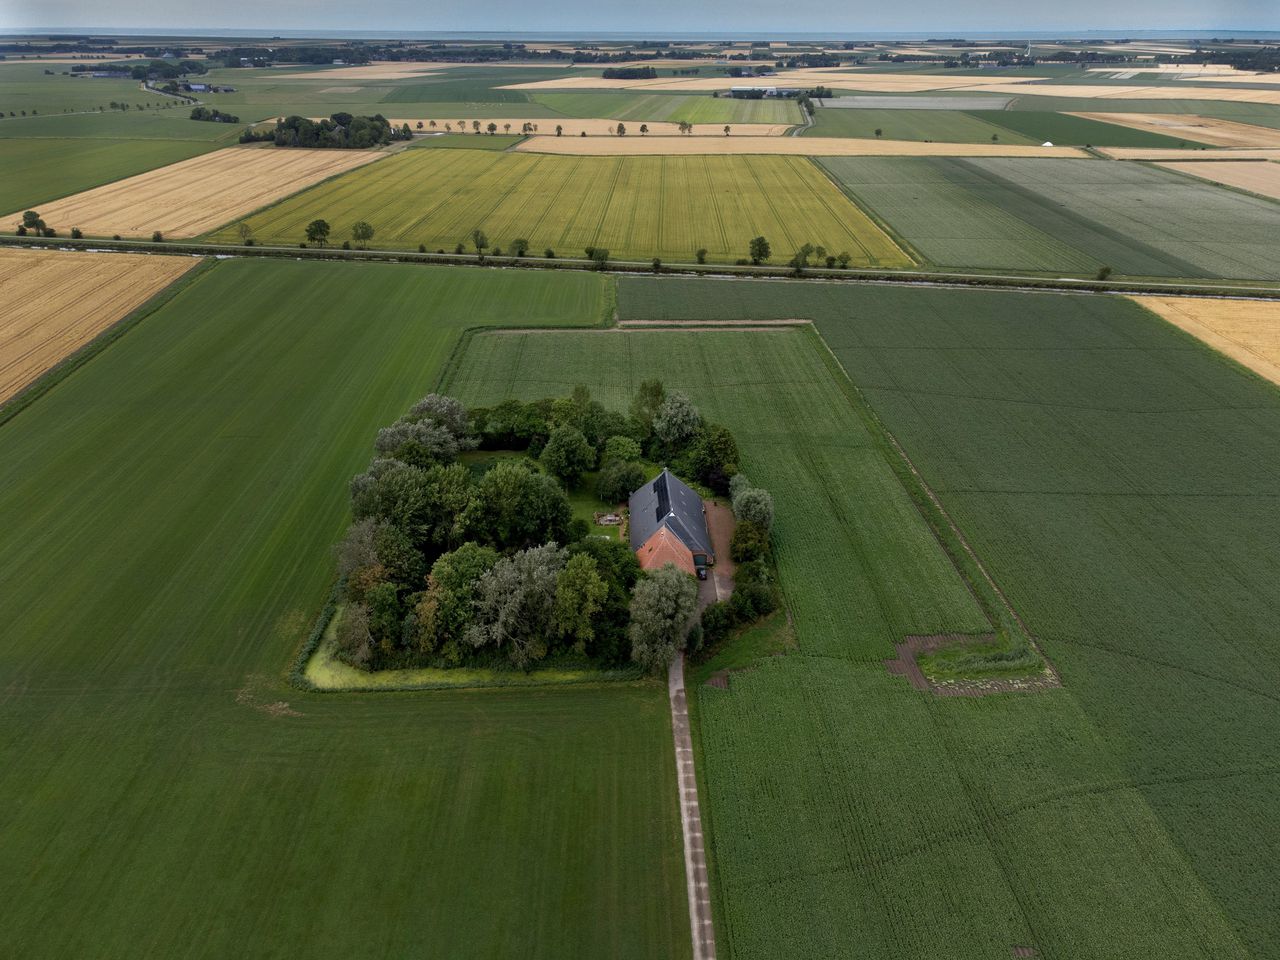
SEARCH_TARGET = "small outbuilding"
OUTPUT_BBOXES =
[629,468,714,575]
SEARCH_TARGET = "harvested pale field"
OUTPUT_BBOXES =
[1154,160,1280,201]
[983,83,1280,105]
[1134,295,1280,386]
[514,135,1087,157]
[12,147,384,238]
[0,248,194,402]
[1070,113,1280,148]
[389,118,792,136]
[1178,73,1280,85]
[1086,63,1241,75]
[1099,146,1280,161]
[498,70,1039,93]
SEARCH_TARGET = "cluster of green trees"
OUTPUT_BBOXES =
[471,380,740,496]
[699,474,780,649]
[333,385,747,676]
[239,113,412,149]
[14,210,56,238]
[189,106,239,124]
[126,59,206,80]
[601,65,658,79]
[301,218,375,249]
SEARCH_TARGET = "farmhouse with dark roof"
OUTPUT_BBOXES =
[629,468,713,576]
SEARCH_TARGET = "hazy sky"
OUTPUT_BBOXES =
[4,0,1277,35]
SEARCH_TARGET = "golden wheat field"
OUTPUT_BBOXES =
[1154,160,1280,202]
[8,147,385,238]
[1135,295,1280,387]
[0,248,195,402]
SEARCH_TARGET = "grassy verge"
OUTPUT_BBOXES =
[302,605,644,691]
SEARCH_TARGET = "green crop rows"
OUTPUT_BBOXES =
[617,275,1280,959]
[532,92,803,125]
[0,260,693,960]
[805,107,1037,143]
[821,156,1280,279]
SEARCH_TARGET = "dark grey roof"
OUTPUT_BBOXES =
[629,468,713,558]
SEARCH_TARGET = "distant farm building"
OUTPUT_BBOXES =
[729,86,801,98]
[629,469,714,576]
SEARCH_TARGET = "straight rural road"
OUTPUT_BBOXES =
[669,654,717,960]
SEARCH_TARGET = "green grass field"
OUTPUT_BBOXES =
[532,92,803,125]
[970,110,1206,147]
[0,135,221,213]
[0,107,239,140]
[0,259,692,959]
[805,107,1036,143]
[0,60,145,114]
[215,148,910,266]
[189,65,573,122]
[613,276,1280,959]
[820,156,1280,279]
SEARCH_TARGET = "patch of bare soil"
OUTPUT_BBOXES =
[235,674,302,717]
[884,635,1061,697]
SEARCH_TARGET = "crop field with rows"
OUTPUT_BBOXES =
[215,148,910,266]
[805,107,1036,143]
[444,326,988,663]
[532,92,803,125]
[820,155,1280,279]
[0,261,693,960]
[616,275,1280,959]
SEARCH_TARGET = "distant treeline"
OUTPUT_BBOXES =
[601,66,658,80]
[240,113,412,149]
[190,106,239,124]
[1194,46,1280,72]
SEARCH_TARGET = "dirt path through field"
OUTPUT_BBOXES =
[668,654,717,960]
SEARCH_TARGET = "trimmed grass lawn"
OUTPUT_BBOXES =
[0,260,692,959]
[821,155,1280,279]
[215,147,910,266]
[616,276,1280,959]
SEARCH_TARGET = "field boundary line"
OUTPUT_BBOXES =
[669,654,717,960]
[0,258,214,430]
[802,324,1062,689]
[810,157,927,267]
[8,235,1280,299]
[191,147,400,242]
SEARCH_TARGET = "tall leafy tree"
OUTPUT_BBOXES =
[466,544,567,669]
[554,553,608,652]
[629,565,699,673]
[305,218,330,246]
